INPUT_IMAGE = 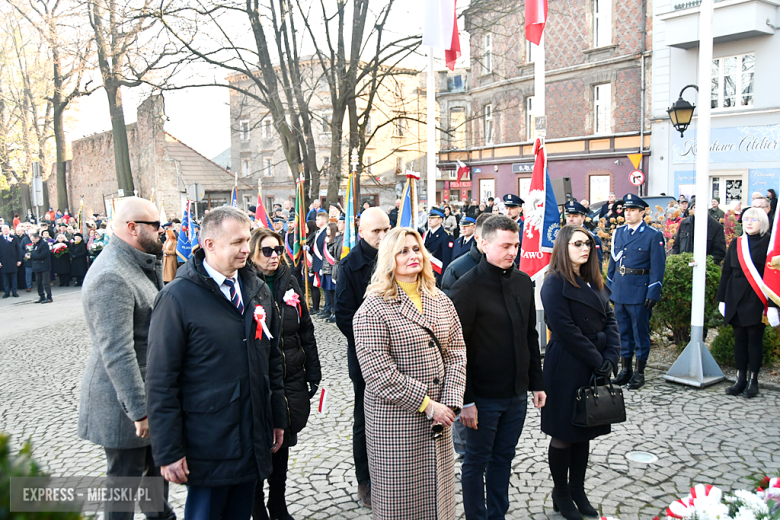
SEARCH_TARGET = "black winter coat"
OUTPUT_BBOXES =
[671,214,727,264]
[51,243,71,275]
[146,249,287,486]
[30,239,51,273]
[717,233,772,327]
[441,240,482,297]
[335,239,378,382]
[450,257,543,403]
[0,234,23,274]
[70,241,89,278]
[540,273,621,443]
[258,263,321,446]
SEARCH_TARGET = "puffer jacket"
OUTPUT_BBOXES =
[321,239,335,277]
[257,262,321,445]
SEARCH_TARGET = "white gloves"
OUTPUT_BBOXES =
[768,307,780,328]
[718,302,726,317]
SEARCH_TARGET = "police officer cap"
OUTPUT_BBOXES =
[565,200,588,215]
[460,216,476,225]
[503,194,524,207]
[288,215,296,222]
[248,205,257,213]
[272,216,285,223]
[429,207,445,218]
[622,193,649,209]
[338,214,346,221]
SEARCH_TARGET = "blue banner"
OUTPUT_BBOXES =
[673,124,780,164]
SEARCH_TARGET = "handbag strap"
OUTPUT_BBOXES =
[418,324,444,357]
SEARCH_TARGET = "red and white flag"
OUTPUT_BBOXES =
[430,256,443,275]
[762,208,780,307]
[423,0,461,71]
[456,159,469,182]
[525,0,548,46]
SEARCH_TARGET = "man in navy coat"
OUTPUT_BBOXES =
[607,193,666,389]
[423,207,454,286]
[451,216,476,261]
[503,194,524,266]
[564,201,603,266]
[0,224,23,298]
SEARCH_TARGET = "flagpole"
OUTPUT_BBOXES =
[300,175,310,307]
[427,46,437,211]
[534,33,548,352]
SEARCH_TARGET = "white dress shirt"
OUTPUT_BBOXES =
[203,259,243,307]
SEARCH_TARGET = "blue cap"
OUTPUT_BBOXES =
[272,216,285,223]
[460,216,476,225]
[338,214,345,221]
[428,207,445,218]
[565,200,588,215]
[503,194,524,207]
[288,215,296,222]
[623,193,648,209]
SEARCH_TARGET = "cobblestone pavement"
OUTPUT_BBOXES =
[1,291,779,519]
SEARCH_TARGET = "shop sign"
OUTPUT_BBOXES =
[673,124,780,164]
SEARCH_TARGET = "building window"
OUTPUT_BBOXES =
[526,40,538,64]
[396,156,405,173]
[366,156,373,175]
[484,104,494,145]
[395,116,406,137]
[526,97,536,141]
[321,112,332,135]
[450,108,466,149]
[365,114,372,134]
[263,157,272,177]
[266,196,274,211]
[594,84,611,134]
[243,195,252,210]
[242,159,251,177]
[262,119,272,139]
[589,174,611,202]
[712,53,754,109]
[594,0,612,48]
[240,120,250,141]
[483,34,493,74]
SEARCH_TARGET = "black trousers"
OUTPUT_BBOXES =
[36,271,51,300]
[733,322,765,372]
[352,379,370,485]
[103,445,175,520]
[308,280,321,311]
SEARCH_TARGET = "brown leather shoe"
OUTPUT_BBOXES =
[357,483,371,509]
[26,288,31,292]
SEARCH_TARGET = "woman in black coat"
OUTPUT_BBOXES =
[717,207,778,398]
[250,227,321,520]
[50,234,72,286]
[541,225,620,520]
[69,233,89,286]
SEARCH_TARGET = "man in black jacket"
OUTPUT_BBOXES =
[146,207,286,520]
[451,215,546,520]
[671,200,727,264]
[29,232,52,303]
[0,224,23,297]
[441,213,494,297]
[334,207,390,509]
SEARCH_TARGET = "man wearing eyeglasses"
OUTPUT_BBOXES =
[607,193,667,390]
[77,197,175,520]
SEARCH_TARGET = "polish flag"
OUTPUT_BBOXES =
[430,256,443,275]
[456,159,469,181]
[526,0,548,46]
[423,0,461,71]
[762,206,780,307]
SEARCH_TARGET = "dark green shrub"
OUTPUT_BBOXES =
[650,253,721,345]
[710,325,780,367]
[0,433,84,519]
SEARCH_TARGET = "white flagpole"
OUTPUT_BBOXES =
[427,46,437,211]
[533,33,547,351]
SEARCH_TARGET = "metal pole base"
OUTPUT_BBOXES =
[663,325,725,388]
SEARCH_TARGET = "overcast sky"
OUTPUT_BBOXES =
[66,0,472,161]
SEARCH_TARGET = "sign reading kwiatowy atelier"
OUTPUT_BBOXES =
[673,124,780,164]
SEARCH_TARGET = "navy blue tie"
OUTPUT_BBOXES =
[223,278,244,314]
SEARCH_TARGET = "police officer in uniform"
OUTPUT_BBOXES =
[452,216,477,260]
[503,194,524,266]
[564,200,603,265]
[424,207,454,286]
[607,193,666,390]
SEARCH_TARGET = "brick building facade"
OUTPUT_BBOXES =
[437,0,653,207]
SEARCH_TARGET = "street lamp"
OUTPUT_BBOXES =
[667,84,699,137]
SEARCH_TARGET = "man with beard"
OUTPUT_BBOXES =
[77,197,175,520]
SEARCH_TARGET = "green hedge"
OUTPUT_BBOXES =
[710,325,780,367]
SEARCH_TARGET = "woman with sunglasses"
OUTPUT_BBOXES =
[717,207,779,398]
[353,227,466,520]
[249,227,321,520]
[540,225,621,520]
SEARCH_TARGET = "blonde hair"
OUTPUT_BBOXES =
[742,207,770,236]
[365,227,438,300]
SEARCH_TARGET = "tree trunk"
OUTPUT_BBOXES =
[52,97,69,211]
[326,109,345,207]
[105,82,134,195]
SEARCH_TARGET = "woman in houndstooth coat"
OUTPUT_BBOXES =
[354,227,467,520]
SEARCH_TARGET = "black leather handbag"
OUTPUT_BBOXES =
[572,374,626,427]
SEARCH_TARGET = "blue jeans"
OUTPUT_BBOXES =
[452,417,467,456]
[25,267,33,289]
[462,394,528,520]
[323,289,334,314]
[185,481,256,520]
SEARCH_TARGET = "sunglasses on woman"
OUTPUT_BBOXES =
[261,246,285,257]
[569,240,593,249]
[431,422,444,440]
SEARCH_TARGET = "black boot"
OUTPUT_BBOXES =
[252,480,270,520]
[569,442,598,517]
[743,371,759,398]
[627,359,646,389]
[267,446,295,520]
[612,357,633,386]
[725,370,747,396]
[549,444,583,520]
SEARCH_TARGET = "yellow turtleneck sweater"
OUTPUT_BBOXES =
[396,279,423,314]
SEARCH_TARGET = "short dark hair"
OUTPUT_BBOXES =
[481,215,519,242]
[475,213,496,234]
[547,224,603,290]
[488,197,494,202]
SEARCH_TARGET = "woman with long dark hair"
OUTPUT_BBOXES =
[540,225,621,520]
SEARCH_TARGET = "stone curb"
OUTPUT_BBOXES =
[647,362,780,392]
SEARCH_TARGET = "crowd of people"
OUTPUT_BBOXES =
[40,182,775,520]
